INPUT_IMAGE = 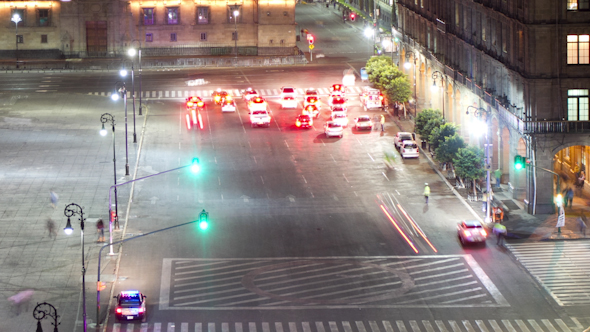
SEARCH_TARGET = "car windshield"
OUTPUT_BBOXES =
[358,117,370,122]
[464,223,482,228]
[328,123,342,128]
[401,135,412,141]
[119,296,141,307]
[306,90,317,95]
[253,111,266,115]
[404,143,418,149]
[283,88,294,93]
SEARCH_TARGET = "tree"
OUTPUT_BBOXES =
[414,109,443,139]
[429,123,458,150]
[435,133,466,164]
[384,75,412,104]
[453,146,485,197]
[365,56,411,104]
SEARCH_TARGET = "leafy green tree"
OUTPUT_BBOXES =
[365,56,411,104]
[453,146,485,196]
[414,109,443,139]
[429,123,458,150]
[384,75,412,104]
[423,117,445,145]
[435,133,466,165]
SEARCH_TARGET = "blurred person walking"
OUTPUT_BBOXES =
[46,218,57,240]
[49,190,59,209]
[8,289,34,316]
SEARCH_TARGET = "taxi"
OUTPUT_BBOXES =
[302,104,320,118]
[114,290,147,321]
[241,88,259,102]
[248,97,268,112]
[295,114,313,128]
[221,96,237,112]
[303,95,321,110]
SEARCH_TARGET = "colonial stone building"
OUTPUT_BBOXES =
[391,0,590,214]
[0,0,297,58]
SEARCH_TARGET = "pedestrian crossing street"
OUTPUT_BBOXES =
[111,318,582,332]
[87,87,365,100]
[505,241,590,306]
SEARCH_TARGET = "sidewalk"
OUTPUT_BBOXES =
[390,116,590,242]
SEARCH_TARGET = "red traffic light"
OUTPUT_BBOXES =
[307,34,315,45]
[350,13,356,21]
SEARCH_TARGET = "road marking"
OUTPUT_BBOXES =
[343,174,349,182]
[168,323,175,332]
[367,153,374,161]
[276,323,284,332]
[409,321,420,332]
[263,323,270,332]
[515,320,531,332]
[302,175,307,184]
[154,323,161,332]
[381,172,389,181]
[434,321,448,332]
[140,323,149,332]
[396,321,408,332]
[236,323,243,332]
[261,176,265,184]
[315,322,325,332]
[182,322,189,332]
[250,322,257,332]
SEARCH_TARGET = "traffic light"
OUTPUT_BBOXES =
[555,194,563,207]
[198,209,209,230]
[350,13,356,21]
[190,158,200,173]
[307,34,314,45]
[514,155,525,170]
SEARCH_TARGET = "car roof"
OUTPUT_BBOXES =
[326,121,342,127]
[357,115,371,119]
[461,220,482,227]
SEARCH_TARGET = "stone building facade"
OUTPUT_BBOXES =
[0,0,297,58]
[394,0,590,214]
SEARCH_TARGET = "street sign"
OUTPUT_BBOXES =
[309,44,315,50]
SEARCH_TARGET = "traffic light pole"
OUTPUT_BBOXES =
[96,215,208,326]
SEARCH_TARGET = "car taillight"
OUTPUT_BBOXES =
[309,120,313,125]
[138,307,145,313]
[296,121,301,127]
[187,101,194,107]
[463,230,471,237]
[379,95,384,101]
[116,307,122,314]
[214,96,221,102]
[480,230,487,237]
[197,101,204,107]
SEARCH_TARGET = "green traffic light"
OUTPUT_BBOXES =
[514,155,524,170]
[198,209,209,230]
[191,158,200,173]
[199,221,209,230]
[555,194,563,206]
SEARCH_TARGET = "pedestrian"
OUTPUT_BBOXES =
[578,213,587,237]
[566,187,574,208]
[482,191,488,213]
[380,114,385,131]
[49,190,59,209]
[8,289,34,316]
[423,183,430,204]
[495,168,502,188]
[97,219,105,243]
[493,223,507,245]
[46,218,57,240]
[579,170,586,189]
[333,1,336,8]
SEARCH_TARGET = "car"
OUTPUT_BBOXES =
[280,87,297,99]
[304,88,319,97]
[241,88,259,102]
[281,96,298,109]
[394,131,414,149]
[212,89,229,105]
[221,97,237,112]
[185,96,205,110]
[457,220,488,245]
[114,290,147,321]
[359,87,384,110]
[248,97,268,112]
[331,112,348,127]
[354,115,373,130]
[331,106,346,117]
[295,114,313,128]
[302,104,321,118]
[303,95,321,111]
[185,97,205,130]
[400,140,419,158]
[324,121,344,138]
[328,95,347,110]
[250,109,272,127]
[329,84,346,96]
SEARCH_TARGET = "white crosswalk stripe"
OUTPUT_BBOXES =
[505,241,590,306]
[109,320,578,332]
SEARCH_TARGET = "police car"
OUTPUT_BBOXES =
[114,290,147,321]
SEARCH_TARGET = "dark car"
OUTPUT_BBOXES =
[295,114,313,128]
[114,290,147,321]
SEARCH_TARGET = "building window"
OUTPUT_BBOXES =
[502,24,508,53]
[146,33,153,42]
[16,35,23,43]
[197,7,209,24]
[517,29,524,62]
[200,32,207,41]
[167,7,179,24]
[455,3,460,27]
[568,0,590,10]
[37,9,50,27]
[143,8,155,25]
[12,9,25,26]
[41,34,48,43]
[568,89,589,121]
[170,33,177,42]
[567,34,590,64]
[232,31,238,41]
[227,6,241,23]
[482,16,486,41]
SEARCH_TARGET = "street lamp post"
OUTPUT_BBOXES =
[63,203,87,332]
[404,51,418,118]
[33,302,60,332]
[431,70,446,120]
[127,49,138,144]
[467,106,492,224]
[112,81,130,176]
[11,14,21,69]
[100,113,120,235]
[233,7,239,58]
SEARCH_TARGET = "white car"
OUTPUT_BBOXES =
[221,98,237,112]
[248,97,268,112]
[304,88,319,97]
[281,96,298,109]
[303,95,321,110]
[331,112,348,127]
[250,110,271,127]
[354,115,373,130]
[242,88,260,102]
[324,121,344,138]
[400,140,419,159]
[394,131,414,149]
[328,95,347,110]
[280,87,297,99]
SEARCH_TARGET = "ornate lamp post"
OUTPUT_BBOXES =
[100,113,120,235]
[33,302,60,332]
[431,70,446,120]
[232,6,239,58]
[11,13,21,69]
[467,106,492,223]
[112,81,130,176]
[127,48,138,143]
[63,203,87,332]
[404,51,418,118]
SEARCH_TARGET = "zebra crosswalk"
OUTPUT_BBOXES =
[86,87,365,100]
[505,241,590,306]
[110,318,581,332]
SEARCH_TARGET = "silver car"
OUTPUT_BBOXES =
[324,121,343,138]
